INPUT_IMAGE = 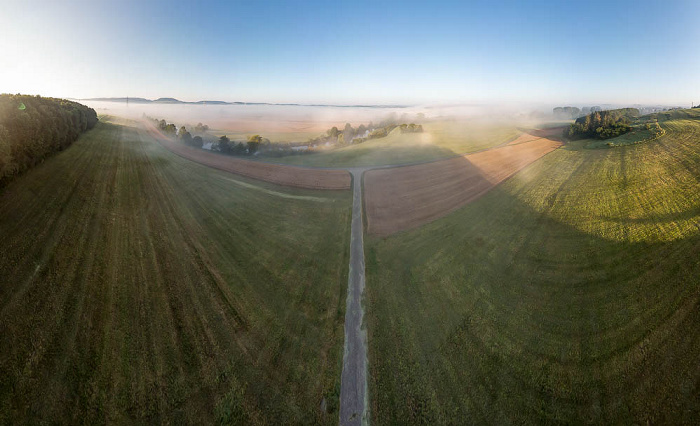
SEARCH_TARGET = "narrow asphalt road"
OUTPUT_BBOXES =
[142,123,562,424]
[339,169,369,426]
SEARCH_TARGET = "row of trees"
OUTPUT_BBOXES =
[567,108,639,140]
[0,94,98,185]
[152,117,267,156]
[153,119,209,148]
[217,134,265,155]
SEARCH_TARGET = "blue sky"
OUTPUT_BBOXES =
[1,0,698,105]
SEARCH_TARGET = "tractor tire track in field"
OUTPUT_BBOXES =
[0,116,563,424]
[0,120,353,424]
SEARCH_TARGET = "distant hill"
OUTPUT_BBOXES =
[153,97,181,103]
[84,97,228,105]
[82,97,408,108]
[86,97,152,103]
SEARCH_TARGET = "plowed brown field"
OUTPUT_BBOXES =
[364,136,562,236]
[144,121,351,190]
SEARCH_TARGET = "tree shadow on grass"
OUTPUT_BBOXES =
[365,184,700,424]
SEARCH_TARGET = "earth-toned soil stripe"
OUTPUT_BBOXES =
[364,137,562,236]
[144,121,351,190]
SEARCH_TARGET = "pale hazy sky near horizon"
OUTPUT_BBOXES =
[1,0,698,106]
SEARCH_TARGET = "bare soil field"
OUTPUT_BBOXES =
[144,121,351,190]
[364,137,562,236]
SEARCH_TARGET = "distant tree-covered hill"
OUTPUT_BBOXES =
[0,94,97,185]
[567,108,639,140]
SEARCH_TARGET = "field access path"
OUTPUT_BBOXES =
[144,120,563,425]
[339,169,371,426]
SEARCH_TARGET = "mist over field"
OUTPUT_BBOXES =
[83,100,416,133]
[2,0,700,424]
[81,100,584,141]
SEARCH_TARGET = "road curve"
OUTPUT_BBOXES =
[339,169,369,426]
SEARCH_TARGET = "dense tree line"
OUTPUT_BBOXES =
[567,108,639,140]
[0,94,98,185]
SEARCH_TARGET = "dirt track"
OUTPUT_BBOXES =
[364,136,562,236]
[144,121,351,190]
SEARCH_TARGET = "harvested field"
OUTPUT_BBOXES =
[144,121,351,190]
[364,136,562,236]
[0,119,352,424]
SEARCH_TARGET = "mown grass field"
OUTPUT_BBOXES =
[0,117,352,424]
[266,121,520,168]
[580,113,667,149]
[365,108,700,423]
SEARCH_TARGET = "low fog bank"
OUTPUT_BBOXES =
[83,100,535,136]
[82,100,424,136]
[82,99,683,142]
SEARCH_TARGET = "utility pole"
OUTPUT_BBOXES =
[126,96,129,107]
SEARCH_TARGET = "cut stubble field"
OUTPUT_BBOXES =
[364,134,562,236]
[0,118,352,424]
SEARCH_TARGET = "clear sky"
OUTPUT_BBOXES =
[1,0,698,105]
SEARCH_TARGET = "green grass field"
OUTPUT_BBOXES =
[263,121,520,168]
[0,118,352,424]
[365,108,700,423]
[578,113,667,149]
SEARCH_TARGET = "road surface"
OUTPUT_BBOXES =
[339,169,369,425]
